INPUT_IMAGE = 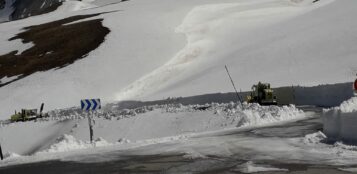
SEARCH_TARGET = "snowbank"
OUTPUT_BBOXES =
[339,97,357,113]
[37,135,112,154]
[50,102,306,143]
[0,103,306,156]
[303,131,327,144]
[323,97,357,144]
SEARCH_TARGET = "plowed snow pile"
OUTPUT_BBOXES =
[323,97,357,143]
[0,103,306,156]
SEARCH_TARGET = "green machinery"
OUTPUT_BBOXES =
[10,103,45,122]
[247,82,277,105]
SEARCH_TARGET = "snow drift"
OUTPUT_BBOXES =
[323,97,357,144]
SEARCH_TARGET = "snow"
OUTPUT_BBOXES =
[0,103,306,157]
[323,97,357,143]
[0,75,21,85]
[0,119,76,155]
[37,135,112,154]
[300,132,357,159]
[339,168,357,172]
[339,97,357,113]
[140,131,357,167]
[57,0,97,12]
[1,0,357,168]
[302,131,326,144]
[293,82,354,107]
[56,103,306,142]
[2,152,21,159]
[114,0,336,101]
[236,161,288,173]
[0,0,357,118]
[3,106,357,168]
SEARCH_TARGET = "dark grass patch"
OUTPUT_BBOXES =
[0,13,110,87]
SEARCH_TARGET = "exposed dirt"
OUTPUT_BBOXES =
[0,13,110,87]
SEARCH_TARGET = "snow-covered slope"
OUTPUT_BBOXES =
[0,0,357,118]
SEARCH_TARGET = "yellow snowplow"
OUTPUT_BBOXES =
[10,103,45,122]
[10,109,38,122]
[247,82,277,105]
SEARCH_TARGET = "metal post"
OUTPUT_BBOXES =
[0,142,3,160]
[225,65,244,108]
[292,85,296,105]
[87,112,94,143]
[39,103,44,118]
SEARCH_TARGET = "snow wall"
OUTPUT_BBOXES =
[121,82,354,110]
[293,82,354,107]
[323,97,357,144]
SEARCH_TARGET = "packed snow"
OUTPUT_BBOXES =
[323,97,357,143]
[338,97,357,113]
[1,0,357,118]
[0,103,306,158]
[236,161,288,173]
[0,75,21,85]
[36,135,113,154]
[302,131,326,144]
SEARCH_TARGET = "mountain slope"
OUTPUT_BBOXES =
[0,0,357,118]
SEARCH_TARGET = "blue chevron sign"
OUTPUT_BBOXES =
[81,99,101,111]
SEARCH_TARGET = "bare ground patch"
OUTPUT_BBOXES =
[0,14,110,87]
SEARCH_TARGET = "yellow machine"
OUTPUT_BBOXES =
[247,82,277,105]
[10,103,45,122]
[10,109,38,122]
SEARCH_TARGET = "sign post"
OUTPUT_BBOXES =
[81,99,101,143]
[0,142,3,160]
[225,65,244,108]
[353,77,357,96]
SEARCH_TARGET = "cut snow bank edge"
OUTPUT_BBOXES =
[323,97,357,143]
